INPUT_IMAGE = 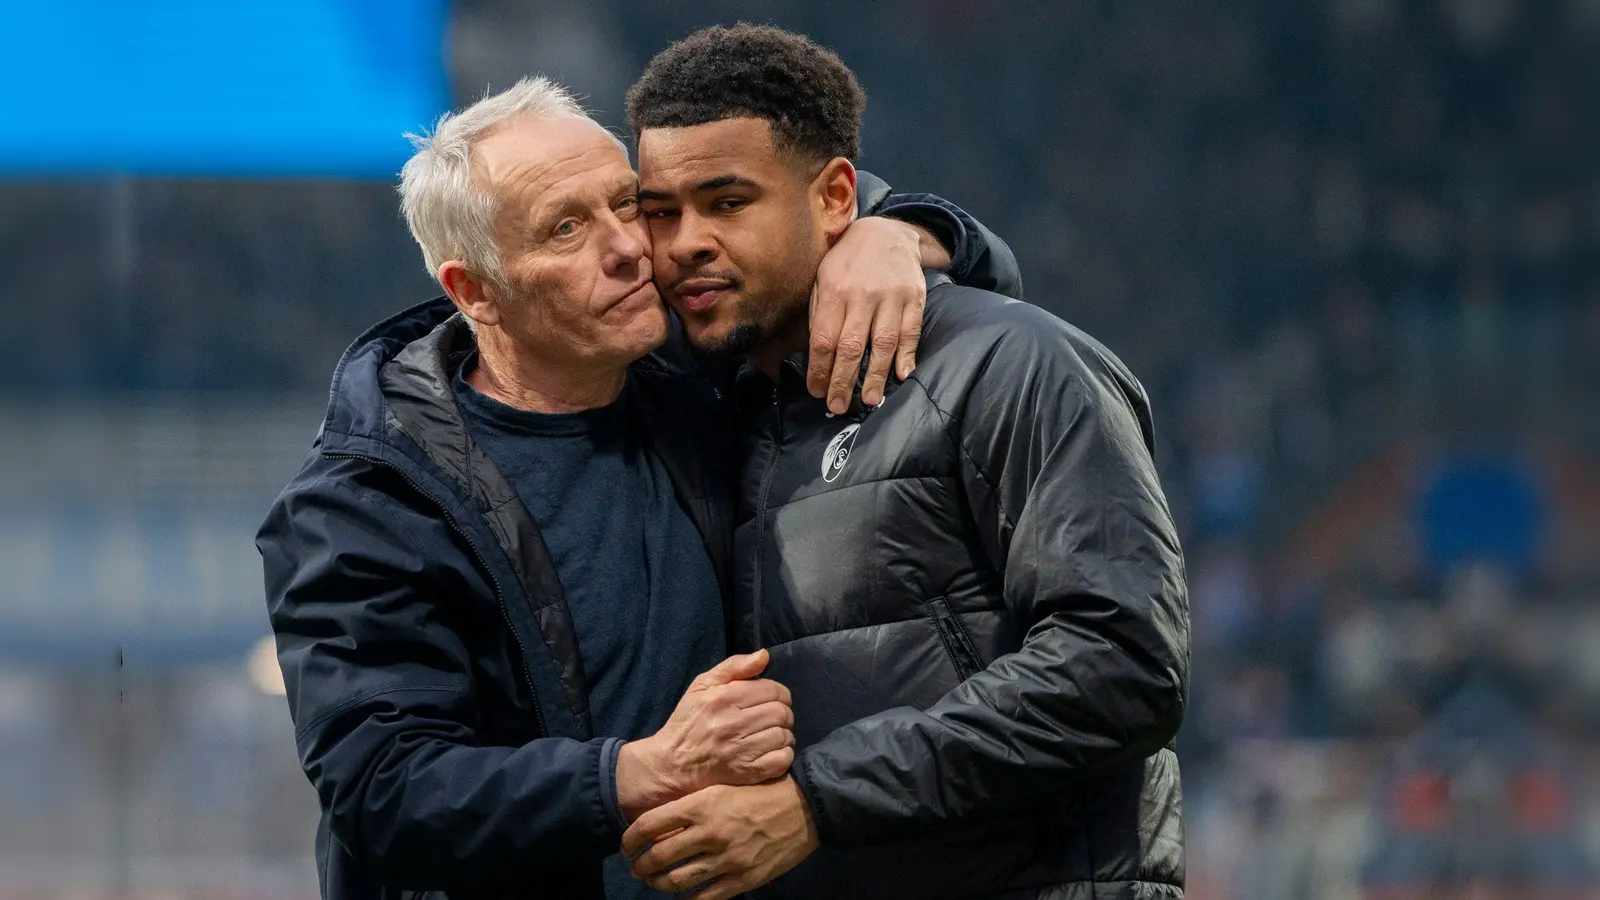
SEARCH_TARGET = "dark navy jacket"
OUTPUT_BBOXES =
[256,174,1020,900]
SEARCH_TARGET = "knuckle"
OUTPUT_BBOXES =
[871,332,900,352]
[809,333,837,354]
[833,336,866,359]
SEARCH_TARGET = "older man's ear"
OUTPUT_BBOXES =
[439,260,500,329]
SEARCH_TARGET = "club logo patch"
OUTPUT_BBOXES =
[821,423,861,483]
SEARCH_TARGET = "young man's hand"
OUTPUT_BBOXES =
[622,776,820,899]
[614,650,795,820]
[810,216,949,413]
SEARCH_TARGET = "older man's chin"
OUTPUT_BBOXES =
[616,300,674,361]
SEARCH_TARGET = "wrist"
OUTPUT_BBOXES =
[781,774,822,852]
[878,204,958,270]
[856,214,923,257]
[615,738,681,820]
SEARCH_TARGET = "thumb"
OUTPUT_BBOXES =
[692,649,770,688]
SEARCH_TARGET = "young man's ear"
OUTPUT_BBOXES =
[439,261,501,329]
[813,157,858,240]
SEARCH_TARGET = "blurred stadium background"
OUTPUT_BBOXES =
[0,0,1595,897]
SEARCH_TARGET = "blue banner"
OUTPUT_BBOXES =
[0,0,449,176]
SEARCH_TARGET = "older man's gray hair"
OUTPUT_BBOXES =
[398,76,628,297]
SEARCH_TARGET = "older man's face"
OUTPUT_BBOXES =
[475,115,667,368]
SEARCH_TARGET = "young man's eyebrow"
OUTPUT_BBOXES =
[637,174,759,202]
[691,174,758,192]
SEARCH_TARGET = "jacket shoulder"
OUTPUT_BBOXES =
[257,448,459,556]
[917,284,1146,406]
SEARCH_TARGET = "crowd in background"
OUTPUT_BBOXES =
[0,0,1594,896]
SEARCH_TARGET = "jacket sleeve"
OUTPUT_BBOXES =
[791,313,1190,846]
[857,170,1025,300]
[257,459,624,890]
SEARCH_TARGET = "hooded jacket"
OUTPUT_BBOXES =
[256,175,1018,899]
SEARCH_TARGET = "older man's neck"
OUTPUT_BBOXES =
[469,331,627,413]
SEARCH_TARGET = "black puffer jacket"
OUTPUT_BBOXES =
[731,279,1190,900]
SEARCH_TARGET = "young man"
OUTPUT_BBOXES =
[622,25,1190,900]
[256,76,1018,900]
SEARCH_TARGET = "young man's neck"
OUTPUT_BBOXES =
[746,318,810,383]
[469,327,626,413]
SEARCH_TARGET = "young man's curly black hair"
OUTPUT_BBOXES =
[625,23,866,165]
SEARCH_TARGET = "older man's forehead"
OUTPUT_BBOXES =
[477,118,635,210]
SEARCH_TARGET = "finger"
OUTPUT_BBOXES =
[748,744,797,779]
[646,854,734,894]
[894,285,925,381]
[692,649,769,689]
[718,678,792,710]
[725,703,795,742]
[806,282,840,398]
[626,826,683,862]
[860,295,902,408]
[739,724,797,754]
[689,876,744,900]
[827,299,875,415]
[621,799,699,857]
[631,826,715,877]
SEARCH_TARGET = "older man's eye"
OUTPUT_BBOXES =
[553,219,579,237]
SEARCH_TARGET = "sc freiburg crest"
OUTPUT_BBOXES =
[821,423,861,483]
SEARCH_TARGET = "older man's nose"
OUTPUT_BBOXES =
[601,213,647,274]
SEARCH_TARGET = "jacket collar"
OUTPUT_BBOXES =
[318,296,691,455]
[731,271,954,418]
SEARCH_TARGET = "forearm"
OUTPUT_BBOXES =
[875,193,1022,297]
[791,610,1186,845]
[316,727,622,887]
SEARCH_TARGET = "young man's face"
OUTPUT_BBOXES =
[473,115,669,368]
[636,117,844,357]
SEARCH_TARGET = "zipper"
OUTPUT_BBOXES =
[749,388,782,649]
[928,596,982,680]
[324,452,548,737]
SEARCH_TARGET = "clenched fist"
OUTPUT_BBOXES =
[616,650,795,820]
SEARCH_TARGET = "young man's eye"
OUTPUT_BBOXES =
[713,197,747,212]
[644,207,679,220]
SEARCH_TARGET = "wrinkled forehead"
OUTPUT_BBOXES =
[475,116,636,213]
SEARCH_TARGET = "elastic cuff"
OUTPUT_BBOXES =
[876,201,970,276]
[598,737,628,832]
[788,752,836,847]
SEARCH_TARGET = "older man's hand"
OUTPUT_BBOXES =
[809,216,950,414]
[623,776,820,900]
[615,650,795,820]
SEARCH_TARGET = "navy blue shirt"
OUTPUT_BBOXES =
[454,354,725,899]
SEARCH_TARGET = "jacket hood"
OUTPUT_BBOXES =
[318,296,458,452]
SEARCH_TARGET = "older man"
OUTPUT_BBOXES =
[257,76,1017,900]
